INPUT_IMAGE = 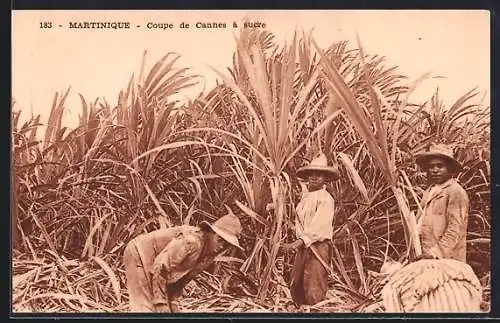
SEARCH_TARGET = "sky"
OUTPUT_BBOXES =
[12,10,490,128]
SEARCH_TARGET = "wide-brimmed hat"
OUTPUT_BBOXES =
[296,153,339,180]
[415,143,462,173]
[200,211,243,250]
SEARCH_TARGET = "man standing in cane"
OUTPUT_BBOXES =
[415,143,470,262]
[378,143,477,313]
[283,152,339,306]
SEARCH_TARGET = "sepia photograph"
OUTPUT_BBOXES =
[11,10,490,314]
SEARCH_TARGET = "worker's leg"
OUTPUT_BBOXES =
[290,247,308,305]
[302,241,330,305]
[123,241,155,312]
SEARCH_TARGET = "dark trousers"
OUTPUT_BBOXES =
[290,240,331,305]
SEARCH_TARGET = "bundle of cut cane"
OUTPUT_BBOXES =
[380,258,482,313]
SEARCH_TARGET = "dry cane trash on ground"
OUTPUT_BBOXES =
[12,249,362,313]
[12,250,490,313]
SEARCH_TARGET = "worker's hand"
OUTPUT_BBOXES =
[153,303,172,313]
[169,300,180,313]
[281,239,304,251]
[416,253,438,261]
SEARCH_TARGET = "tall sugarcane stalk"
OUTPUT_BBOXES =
[313,38,423,258]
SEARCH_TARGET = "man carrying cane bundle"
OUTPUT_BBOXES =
[379,144,479,313]
[415,143,470,262]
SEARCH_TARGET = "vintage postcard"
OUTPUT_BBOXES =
[11,10,490,314]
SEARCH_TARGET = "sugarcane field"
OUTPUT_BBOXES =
[11,10,490,314]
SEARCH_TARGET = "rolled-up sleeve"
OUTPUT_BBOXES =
[151,238,196,306]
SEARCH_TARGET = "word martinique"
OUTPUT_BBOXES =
[65,21,266,30]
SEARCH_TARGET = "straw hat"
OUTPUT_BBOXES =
[296,153,339,180]
[415,143,462,173]
[200,211,243,250]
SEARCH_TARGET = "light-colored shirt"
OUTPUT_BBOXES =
[295,187,335,248]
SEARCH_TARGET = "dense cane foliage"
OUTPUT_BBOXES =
[12,27,490,312]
